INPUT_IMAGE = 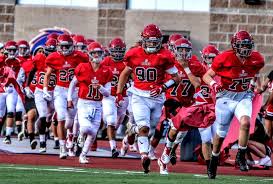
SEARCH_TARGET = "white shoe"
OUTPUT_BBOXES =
[148,149,157,160]
[39,147,46,153]
[258,156,272,167]
[161,153,170,165]
[158,158,168,175]
[79,155,89,164]
[68,149,75,157]
[121,146,128,157]
[129,143,138,152]
[246,160,255,166]
[59,145,67,159]
[66,139,74,149]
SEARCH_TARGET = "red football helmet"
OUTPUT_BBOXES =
[17,40,30,57]
[141,24,163,53]
[168,33,183,53]
[231,30,254,57]
[86,38,95,45]
[73,34,87,52]
[57,34,74,56]
[44,38,57,55]
[87,42,104,63]
[108,37,126,61]
[4,40,17,59]
[174,38,192,60]
[201,44,219,66]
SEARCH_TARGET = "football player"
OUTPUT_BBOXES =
[116,24,179,173]
[101,38,128,158]
[203,30,264,179]
[67,42,112,164]
[43,34,88,159]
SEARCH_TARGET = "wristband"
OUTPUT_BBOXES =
[163,79,175,89]
[184,67,191,75]
[209,80,217,87]
[43,87,48,92]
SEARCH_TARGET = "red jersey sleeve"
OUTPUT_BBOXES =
[74,51,89,64]
[33,53,46,70]
[45,52,64,70]
[189,56,206,77]
[161,49,176,71]
[124,48,136,69]
[74,63,85,82]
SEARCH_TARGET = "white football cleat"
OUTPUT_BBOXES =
[129,143,138,152]
[258,156,272,167]
[68,149,75,157]
[158,158,168,175]
[79,155,89,164]
[59,145,67,159]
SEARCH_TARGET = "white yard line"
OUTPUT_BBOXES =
[0,165,143,175]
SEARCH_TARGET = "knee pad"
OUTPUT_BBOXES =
[7,112,14,118]
[15,111,23,121]
[216,125,228,138]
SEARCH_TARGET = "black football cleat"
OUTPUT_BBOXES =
[235,149,249,172]
[207,155,219,179]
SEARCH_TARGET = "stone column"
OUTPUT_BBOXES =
[97,0,126,46]
[0,0,15,42]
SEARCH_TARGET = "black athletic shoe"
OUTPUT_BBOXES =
[142,156,151,174]
[53,140,60,149]
[170,151,177,165]
[111,149,119,159]
[207,155,219,179]
[30,140,38,150]
[235,149,249,171]
[39,141,47,153]
[3,136,11,144]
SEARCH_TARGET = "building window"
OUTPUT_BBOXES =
[17,0,98,8]
[128,0,210,12]
[162,30,190,44]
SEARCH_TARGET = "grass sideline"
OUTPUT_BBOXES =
[0,164,272,184]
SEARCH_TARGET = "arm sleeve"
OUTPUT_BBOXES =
[16,68,25,86]
[98,82,111,97]
[26,68,37,86]
[67,76,78,101]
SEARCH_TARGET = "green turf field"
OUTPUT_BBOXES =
[0,164,272,184]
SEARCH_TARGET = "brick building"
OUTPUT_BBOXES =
[0,0,272,75]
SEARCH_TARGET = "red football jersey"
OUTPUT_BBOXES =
[5,57,21,78]
[166,55,206,107]
[74,62,113,101]
[0,66,15,93]
[32,53,56,91]
[212,50,264,92]
[18,55,37,92]
[124,47,176,90]
[46,51,89,88]
[101,56,127,96]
